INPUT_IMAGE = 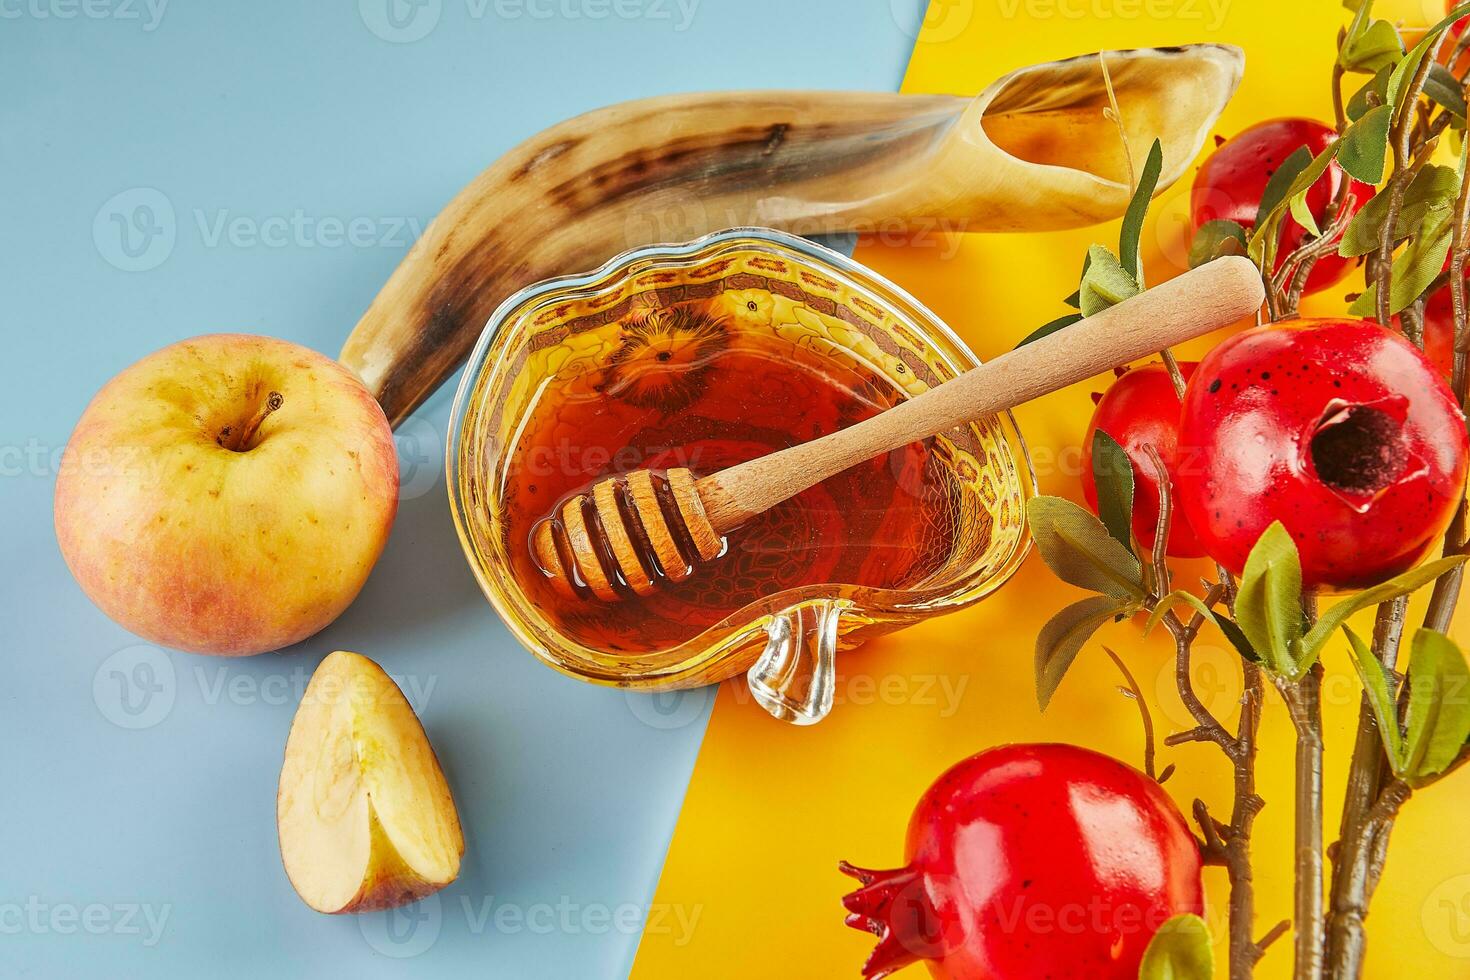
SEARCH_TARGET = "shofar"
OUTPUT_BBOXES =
[340,44,1244,426]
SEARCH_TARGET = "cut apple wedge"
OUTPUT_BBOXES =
[277,650,464,913]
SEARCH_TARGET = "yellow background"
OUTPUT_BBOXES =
[631,1,1470,977]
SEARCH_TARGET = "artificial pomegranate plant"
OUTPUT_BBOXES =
[1014,7,1470,979]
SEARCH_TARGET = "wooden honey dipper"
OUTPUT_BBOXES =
[531,257,1264,603]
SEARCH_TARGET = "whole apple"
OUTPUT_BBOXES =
[55,334,399,655]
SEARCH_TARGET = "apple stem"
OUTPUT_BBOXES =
[222,391,283,451]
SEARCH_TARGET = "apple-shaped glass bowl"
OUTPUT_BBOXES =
[447,228,1035,724]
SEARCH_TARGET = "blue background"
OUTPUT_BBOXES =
[0,1,916,976]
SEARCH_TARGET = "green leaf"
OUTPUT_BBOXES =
[1426,62,1468,121]
[1233,522,1306,679]
[1349,206,1454,316]
[1286,143,1342,238]
[1144,589,1224,636]
[1119,139,1164,283]
[1387,31,1435,114]
[1078,245,1141,317]
[1035,595,1135,711]
[1338,164,1458,257]
[1189,219,1248,269]
[1404,628,1470,785]
[1025,496,1146,600]
[1063,251,1092,309]
[1141,592,1263,663]
[1382,5,1470,118]
[1345,67,1392,122]
[1340,19,1405,75]
[1138,913,1214,980]
[1254,145,1314,229]
[1217,615,1264,665]
[1017,312,1083,348]
[1299,554,1470,665]
[1343,625,1406,772]
[1338,104,1392,184]
[1249,145,1319,264]
[1091,430,1135,553]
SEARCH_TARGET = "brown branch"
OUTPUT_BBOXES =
[1327,68,1470,976]
[1325,780,1412,980]
[1104,646,1158,781]
[1143,446,1174,596]
[1257,919,1293,961]
[1272,187,1355,318]
[1229,662,1267,978]
[1331,53,1347,134]
[1372,31,1448,326]
[1277,664,1325,980]
[1193,798,1230,864]
[1136,397,1259,976]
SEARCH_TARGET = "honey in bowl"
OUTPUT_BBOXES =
[505,304,974,654]
[448,230,1032,701]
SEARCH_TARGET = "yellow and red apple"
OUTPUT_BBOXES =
[277,650,463,913]
[54,334,398,656]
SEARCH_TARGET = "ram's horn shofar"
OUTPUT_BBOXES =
[340,44,1243,426]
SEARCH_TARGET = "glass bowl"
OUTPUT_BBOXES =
[447,228,1036,724]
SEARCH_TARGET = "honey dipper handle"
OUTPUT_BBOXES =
[696,256,1264,530]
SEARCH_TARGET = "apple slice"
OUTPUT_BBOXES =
[277,651,463,913]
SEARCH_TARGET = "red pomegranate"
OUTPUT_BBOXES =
[840,743,1203,979]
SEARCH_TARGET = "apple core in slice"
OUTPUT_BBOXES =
[277,651,463,913]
